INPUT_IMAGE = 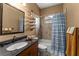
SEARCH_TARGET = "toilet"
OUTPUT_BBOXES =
[38,44,47,56]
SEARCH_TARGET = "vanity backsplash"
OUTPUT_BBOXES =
[0,33,26,42]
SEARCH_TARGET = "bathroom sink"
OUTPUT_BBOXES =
[6,42,28,51]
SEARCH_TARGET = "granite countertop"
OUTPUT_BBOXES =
[0,38,38,56]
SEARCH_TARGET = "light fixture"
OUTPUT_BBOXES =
[9,28,12,31]
[21,3,26,6]
[5,28,8,31]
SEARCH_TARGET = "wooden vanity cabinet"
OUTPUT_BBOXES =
[18,42,38,56]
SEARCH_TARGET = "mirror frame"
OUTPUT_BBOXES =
[0,3,25,35]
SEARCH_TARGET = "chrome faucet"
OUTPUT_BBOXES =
[12,35,16,42]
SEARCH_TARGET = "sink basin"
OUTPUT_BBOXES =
[6,42,28,51]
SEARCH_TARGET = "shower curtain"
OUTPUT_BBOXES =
[51,12,66,56]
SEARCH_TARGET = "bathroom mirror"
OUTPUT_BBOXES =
[0,3,25,35]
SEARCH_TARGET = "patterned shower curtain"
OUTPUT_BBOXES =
[51,12,66,56]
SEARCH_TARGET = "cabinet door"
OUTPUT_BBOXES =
[19,47,31,56]
[30,42,38,56]
[18,42,38,56]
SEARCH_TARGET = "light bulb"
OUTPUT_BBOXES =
[22,3,26,6]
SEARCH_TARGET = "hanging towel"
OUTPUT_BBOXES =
[66,33,72,56]
[66,28,77,56]
[51,12,66,56]
[71,29,77,55]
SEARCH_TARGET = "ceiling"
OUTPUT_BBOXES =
[36,3,62,9]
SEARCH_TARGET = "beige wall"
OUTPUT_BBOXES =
[0,3,40,42]
[41,4,63,16]
[40,4,63,39]
[26,3,40,16]
[63,3,79,28]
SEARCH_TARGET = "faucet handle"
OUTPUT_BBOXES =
[12,35,16,43]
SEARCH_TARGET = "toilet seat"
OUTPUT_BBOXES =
[38,44,48,56]
[38,44,47,50]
